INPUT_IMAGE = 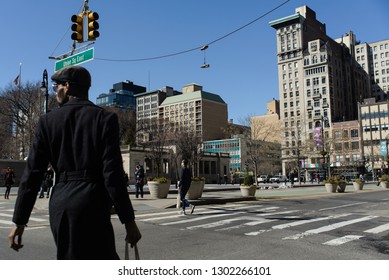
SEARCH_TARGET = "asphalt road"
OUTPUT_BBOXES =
[1,188,389,260]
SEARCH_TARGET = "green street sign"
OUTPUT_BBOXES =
[55,48,94,71]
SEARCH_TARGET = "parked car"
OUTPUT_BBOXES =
[269,175,288,183]
[257,175,271,183]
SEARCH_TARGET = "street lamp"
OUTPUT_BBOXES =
[40,69,49,114]
[320,115,328,180]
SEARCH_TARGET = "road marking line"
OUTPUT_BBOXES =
[323,235,363,246]
[161,212,240,226]
[272,213,352,229]
[283,215,377,240]
[137,205,271,222]
[0,219,14,225]
[0,213,47,222]
[364,222,389,234]
[186,216,264,230]
[319,202,367,211]
[244,214,350,236]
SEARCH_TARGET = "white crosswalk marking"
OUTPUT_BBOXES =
[161,211,240,226]
[283,215,378,240]
[245,213,353,236]
[0,219,13,225]
[364,222,389,234]
[0,212,47,222]
[323,235,363,246]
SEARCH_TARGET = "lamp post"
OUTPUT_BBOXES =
[40,69,49,113]
[320,115,328,180]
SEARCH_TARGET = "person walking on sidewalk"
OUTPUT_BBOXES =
[178,159,195,215]
[4,167,15,199]
[134,164,145,198]
[8,66,141,259]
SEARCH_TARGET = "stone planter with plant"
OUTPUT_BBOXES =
[240,175,257,197]
[186,177,205,199]
[353,178,364,191]
[323,177,337,193]
[147,177,171,199]
[379,175,389,189]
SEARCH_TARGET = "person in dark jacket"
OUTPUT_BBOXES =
[178,159,195,215]
[8,66,141,259]
[134,164,145,198]
[4,167,15,199]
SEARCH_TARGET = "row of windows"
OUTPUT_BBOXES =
[303,55,327,66]
[361,110,389,120]
[363,125,389,132]
[374,68,389,76]
[137,95,157,105]
[164,101,196,110]
[305,66,326,76]
[371,43,389,52]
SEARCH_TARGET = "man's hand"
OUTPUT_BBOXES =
[8,224,25,252]
[125,220,142,248]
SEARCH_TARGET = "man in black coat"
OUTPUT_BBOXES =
[8,66,141,259]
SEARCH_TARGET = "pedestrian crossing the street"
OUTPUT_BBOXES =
[134,202,389,248]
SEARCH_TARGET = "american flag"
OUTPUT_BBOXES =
[13,75,20,85]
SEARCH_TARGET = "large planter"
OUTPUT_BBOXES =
[186,180,205,200]
[325,183,337,193]
[337,182,347,193]
[240,185,257,197]
[148,179,171,199]
[380,181,389,189]
[353,181,364,191]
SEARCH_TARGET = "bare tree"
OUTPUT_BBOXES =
[174,127,203,177]
[0,81,52,159]
[139,118,171,178]
[103,107,136,145]
[240,115,281,184]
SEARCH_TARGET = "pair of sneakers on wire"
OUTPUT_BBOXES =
[179,204,195,215]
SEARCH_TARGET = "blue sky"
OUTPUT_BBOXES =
[1,0,388,123]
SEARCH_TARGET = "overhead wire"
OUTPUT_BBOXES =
[95,0,290,62]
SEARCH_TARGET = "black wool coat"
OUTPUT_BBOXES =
[13,99,135,259]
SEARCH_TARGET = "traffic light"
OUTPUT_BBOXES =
[87,11,99,41]
[71,13,84,43]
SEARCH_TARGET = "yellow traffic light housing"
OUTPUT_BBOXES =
[71,14,84,43]
[87,11,99,41]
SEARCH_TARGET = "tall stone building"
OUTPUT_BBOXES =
[269,5,370,176]
[159,83,228,141]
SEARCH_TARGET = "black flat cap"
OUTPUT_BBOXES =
[51,66,91,87]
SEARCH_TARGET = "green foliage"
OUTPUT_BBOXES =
[323,176,337,184]
[242,175,254,186]
[148,177,169,183]
[379,175,389,182]
[192,176,205,181]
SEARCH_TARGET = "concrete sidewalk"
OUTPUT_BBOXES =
[5,182,386,212]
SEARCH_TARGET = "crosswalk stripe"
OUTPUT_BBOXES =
[161,212,240,226]
[186,216,264,230]
[319,202,367,211]
[0,219,13,225]
[283,215,378,240]
[272,213,353,229]
[323,235,363,246]
[364,222,389,234]
[138,205,272,222]
[244,213,354,236]
[0,213,47,222]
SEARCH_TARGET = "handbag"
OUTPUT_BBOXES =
[124,242,140,260]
